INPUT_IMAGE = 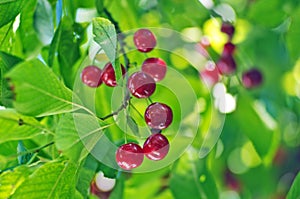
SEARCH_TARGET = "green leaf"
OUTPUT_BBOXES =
[170,149,219,199]
[126,115,140,137]
[287,172,300,199]
[0,166,31,199]
[55,113,87,162]
[18,0,41,56]
[48,16,85,88]
[0,141,18,171]
[76,155,98,198]
[5,59,80,117]
[0,109,46,144]
[0,22,14,51]
[0,0,25,28]
[0,51,22,107]
[92,17,122,82]
[34,0,54,45]
[11,161,78,199]
[55,113,109,162]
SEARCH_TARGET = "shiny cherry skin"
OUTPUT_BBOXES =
[127,71,156,98]
[242,68,263,89]
[216,55,236,75]
[143,133,170,161]
[115,143,144,170]
[101,62,126,87]
[81,65,102,88]
[141,57,167,82]
[133,29,157,53]
[144,102,173,130]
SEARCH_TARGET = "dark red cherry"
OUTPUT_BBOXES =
[143,133,170,161]
[216,55,236,75]
[133,29,157,53]
[222,42,235,56]
[221,22,235,39]
[101,62,126,87]
[115,143,144,170]
[144,102,173,130]
[242,68,263,89]
[81,65,102,87]
[127,72,156,98]
[141,57,167,82]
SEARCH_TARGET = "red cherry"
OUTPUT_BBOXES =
[144,102,173,130]
[101,62,126,87]
[141,57,167,82]
[222,42,235,56]
[216,55,236,75]
[143,133,170,161]
[81,66,102,87]
[127,72,156,98]
[221,22,235,39]
[133,29,157,53]
[115,143,144,170]
[242,68,263,89]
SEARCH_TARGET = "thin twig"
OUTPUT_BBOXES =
[10,141,55,159]
[100,93,131,120]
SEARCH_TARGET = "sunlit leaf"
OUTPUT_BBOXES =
[0,109,46,143]
[11,161,77,199]
[6,59,80,117]
[0,166,31,199]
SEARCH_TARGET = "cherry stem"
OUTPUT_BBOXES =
[129,103,152,135]
[148,97,153,104]
[100,92,131,120]
[99,8,134,121]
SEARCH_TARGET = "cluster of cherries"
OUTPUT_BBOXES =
[81,29,173,170]
[200,22,263,89]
